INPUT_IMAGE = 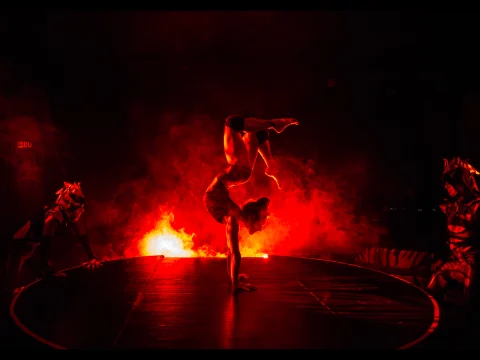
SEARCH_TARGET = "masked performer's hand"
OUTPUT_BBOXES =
[83,258,102,271]
[432,259,444,272]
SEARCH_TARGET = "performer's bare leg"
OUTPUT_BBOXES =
[222,116,298,188]
[207,115,297,293]
[258,140,273,169]
[259,141,282,188]
[241,133,282,188]
[242,132,260,171]
[243,117,299,134]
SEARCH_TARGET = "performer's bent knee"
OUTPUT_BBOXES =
[225,115,245,132]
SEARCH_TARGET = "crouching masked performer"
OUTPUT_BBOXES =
[6,181,101,293]
[427,157,480,305]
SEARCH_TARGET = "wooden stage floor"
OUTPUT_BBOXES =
[10,255,440,349]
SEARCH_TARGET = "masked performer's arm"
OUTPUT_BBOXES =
[37,211,63,271]
[72,213,97,261]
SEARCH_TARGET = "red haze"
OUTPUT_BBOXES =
[88,110,385,259]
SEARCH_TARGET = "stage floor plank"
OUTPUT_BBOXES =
[10,255,439,349]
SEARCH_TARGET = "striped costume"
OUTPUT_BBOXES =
[427,157,480,304]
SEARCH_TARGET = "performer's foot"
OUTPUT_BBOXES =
[272,118,299,134]
[238,273,249,282]
[232,283,257,294]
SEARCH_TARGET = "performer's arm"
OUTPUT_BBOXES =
[72,213,96,260]
[39,215,61,270]
[43,214,60,237]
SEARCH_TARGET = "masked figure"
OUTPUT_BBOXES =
[427,157,480,305]
[5,181,101,294]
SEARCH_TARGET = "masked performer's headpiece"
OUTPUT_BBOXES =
[55,181,85,222]
[442,157,480,195]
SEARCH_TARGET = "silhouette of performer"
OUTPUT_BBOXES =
[204,115,298,294]
[427,157,480,305]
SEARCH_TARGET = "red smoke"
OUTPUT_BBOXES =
[88,110,384,259]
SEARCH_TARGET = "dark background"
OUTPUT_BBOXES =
[2,10,480,253]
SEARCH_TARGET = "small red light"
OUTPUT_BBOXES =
[17,141,32,149]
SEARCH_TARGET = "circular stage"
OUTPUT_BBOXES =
[10,255,440,349]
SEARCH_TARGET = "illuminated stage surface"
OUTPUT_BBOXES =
[10,255,439,349]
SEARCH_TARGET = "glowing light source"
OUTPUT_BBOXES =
[138,210,268,258]
[139,211,205,257]
[17,141,32,149]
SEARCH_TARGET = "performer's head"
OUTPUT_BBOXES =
[442,157,480,198]
[55,181,85,221]
[241,197,270,234]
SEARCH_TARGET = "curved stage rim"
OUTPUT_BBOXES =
[10,255,440,349]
